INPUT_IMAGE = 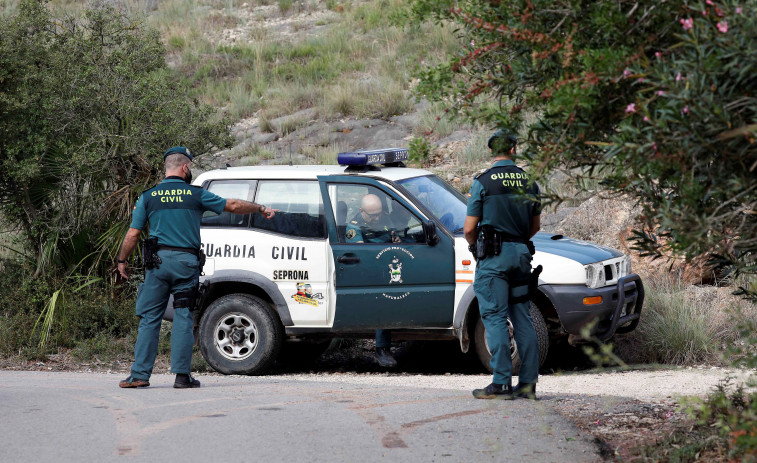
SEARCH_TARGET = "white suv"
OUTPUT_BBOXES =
[167,149,644,375]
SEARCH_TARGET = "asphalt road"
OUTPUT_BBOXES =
[0,371,601,463]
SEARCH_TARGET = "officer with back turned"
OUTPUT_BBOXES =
[116,146,276,389]
[463,129,542,400]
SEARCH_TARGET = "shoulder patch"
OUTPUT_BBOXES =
[474,167,491,179]
[350,220,358,225]
[346,229,356,239]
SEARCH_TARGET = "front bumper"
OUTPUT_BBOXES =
[540,274,644,341]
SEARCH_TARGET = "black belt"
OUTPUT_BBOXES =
[497,234,528,244]
[158,245,200,256]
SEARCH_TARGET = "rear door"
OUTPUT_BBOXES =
[318,175,455,330]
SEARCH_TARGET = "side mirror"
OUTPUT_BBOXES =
[422,220,440,246]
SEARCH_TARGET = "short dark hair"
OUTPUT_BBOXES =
[487,129,517,154]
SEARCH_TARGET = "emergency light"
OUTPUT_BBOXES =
[337,148,409,166]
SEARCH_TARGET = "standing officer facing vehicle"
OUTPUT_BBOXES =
[116,146,275,389]
[464,130,542,400]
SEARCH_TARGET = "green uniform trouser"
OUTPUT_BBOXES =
[130,250,199,380]
[474,242,539,385]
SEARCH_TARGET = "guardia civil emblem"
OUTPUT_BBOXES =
[388,257,403,284]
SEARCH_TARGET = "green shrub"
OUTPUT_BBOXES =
[0,260,138,356]
[278,0,294,14]
[674,381,757,462]
[408,136,431,164]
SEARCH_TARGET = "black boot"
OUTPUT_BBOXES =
[472,382,514,400]
[375,347,397,368]
[513,382,537,399]
[174,373,201,389]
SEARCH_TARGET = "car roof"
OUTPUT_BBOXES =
[194,164,433,184]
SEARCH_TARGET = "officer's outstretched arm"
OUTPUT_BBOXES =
[224,198,276,219]
[464,215,481,246]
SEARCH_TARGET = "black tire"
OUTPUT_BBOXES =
[474,302,549,376]
[199,293,284,375]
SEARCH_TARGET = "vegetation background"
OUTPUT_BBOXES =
[1,0,755,459]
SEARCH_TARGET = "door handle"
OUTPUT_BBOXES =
[337,255,360,264]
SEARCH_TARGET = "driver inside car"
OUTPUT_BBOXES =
[345,193,401,244]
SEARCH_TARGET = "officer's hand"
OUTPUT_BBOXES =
[391,230,401,243]
[262,206,277,220]
[118,262,129,280]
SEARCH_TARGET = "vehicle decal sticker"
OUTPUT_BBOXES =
[272,246,308,260]
[274,270,309,280]
[292,282,323,307]
[382,292,410,300]
[375,246,415,260]
[201,243,255,258]
[388,257,403,284]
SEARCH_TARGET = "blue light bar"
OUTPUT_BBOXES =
[337,148,409,166]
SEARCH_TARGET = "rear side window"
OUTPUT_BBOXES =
[201,180,257,228]
[251,181,325,238]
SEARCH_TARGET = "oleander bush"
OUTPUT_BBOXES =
[412,0,756,300]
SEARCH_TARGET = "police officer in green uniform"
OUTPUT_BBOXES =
[116,146,276,389]
[345,193,400,368]
[464,130,541,400]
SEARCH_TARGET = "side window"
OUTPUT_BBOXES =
[201,180,257,228]
[251,181,325,238]
[329,184,424,244]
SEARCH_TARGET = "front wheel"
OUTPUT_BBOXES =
[199,293,283,375]
[474,302,549,376]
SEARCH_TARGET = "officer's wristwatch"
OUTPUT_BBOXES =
[258,205,266,213]
[117,258,127,264]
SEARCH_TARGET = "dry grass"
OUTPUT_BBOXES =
[614,273,756,366]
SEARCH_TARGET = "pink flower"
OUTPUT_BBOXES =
[717,21,728,33]
[683,105,689,114]
[655,51,662,60]
[676,72,683,82]
[626,103,637,113]
[702,9,708,16]
[623,68,632,78]
[643,116,649,122]
[705,0,714,5]
[657,90,665,96]
[715,7,724,17]
[680,18,694,30]
[652,142,658,151]
[736,7,743,14]
[637,78,644,83]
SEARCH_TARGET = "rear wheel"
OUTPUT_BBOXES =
[199,293,283,375]
[474,302,549,376]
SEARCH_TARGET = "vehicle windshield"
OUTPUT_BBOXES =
[397,175,468,234]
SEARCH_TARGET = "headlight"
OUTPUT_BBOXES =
[585,262,606,289]
[622,255,632,276]
[585,256,633,288]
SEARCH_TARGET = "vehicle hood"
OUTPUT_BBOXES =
[533,233,624,265]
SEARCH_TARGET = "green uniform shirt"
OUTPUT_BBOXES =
[345,214,395,243]
[130,177,227,249]
[466,160,541,239]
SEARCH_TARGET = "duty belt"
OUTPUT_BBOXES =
[158,245,200,256]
